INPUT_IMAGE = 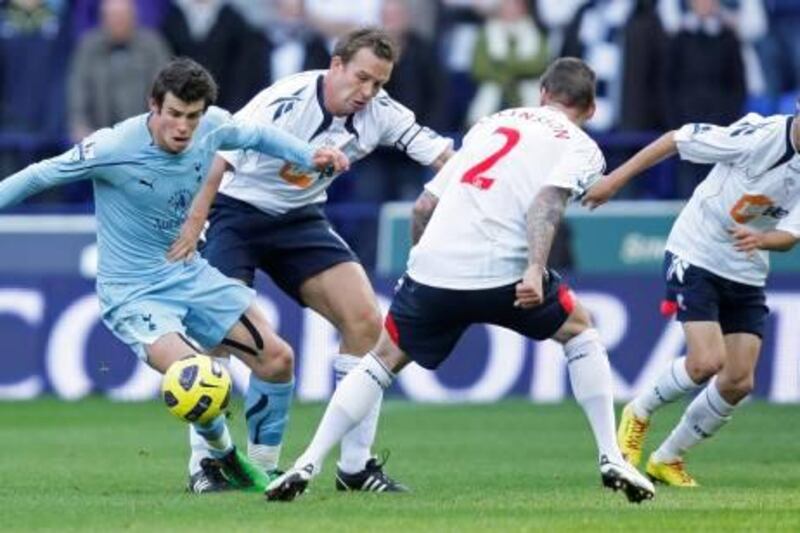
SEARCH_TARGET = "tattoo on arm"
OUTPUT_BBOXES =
[411,190,439,244]
[527,186,570,268]
[430,147,455,171]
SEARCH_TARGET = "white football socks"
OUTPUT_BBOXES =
[564,328,624,464]
[334,353,383,474]
[248,443,282,472]
[188,358,232,474]
[190,415,233,468]
[295,353,393,475]
[653,377,735,463]
[632,356,702,418]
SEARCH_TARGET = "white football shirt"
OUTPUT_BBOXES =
[408,106,605,290]
[218,70,452,214]
[668,113,800,286]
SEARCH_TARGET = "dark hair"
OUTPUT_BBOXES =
[332,27,398,64]
[150,57,218,110]
[540,57,596,112]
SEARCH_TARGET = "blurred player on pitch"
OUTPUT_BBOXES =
[168,28,454,492]
[266,57,656,504]
[582,100,800,486]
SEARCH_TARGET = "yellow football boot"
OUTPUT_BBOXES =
[645,456,699,487]
[617,402,650,467]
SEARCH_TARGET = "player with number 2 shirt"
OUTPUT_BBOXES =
[265,57,656,505]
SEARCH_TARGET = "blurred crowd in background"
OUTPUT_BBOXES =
[1,0,800,265]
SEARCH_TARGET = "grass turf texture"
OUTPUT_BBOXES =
[1,398,798,532]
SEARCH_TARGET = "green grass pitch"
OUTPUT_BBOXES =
[1,398,798,532]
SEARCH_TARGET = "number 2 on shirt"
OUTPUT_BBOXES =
[461,127,520,190]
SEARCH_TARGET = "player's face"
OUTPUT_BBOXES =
[326,48,393,116]
[149,92,206,153]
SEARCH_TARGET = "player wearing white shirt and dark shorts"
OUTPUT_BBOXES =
[583,104,800,487]
[266,58,656,505]
[169,28,454,493]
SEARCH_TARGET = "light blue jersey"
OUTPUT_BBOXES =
[0,107,317,358]
[0,106,315,283]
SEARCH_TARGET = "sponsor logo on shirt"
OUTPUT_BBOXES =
[730,194,789,223]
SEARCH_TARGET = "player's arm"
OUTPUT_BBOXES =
[167,154,230,262]
[429,146,455,171]
[411,189,439,245]
[209,107,349,173]
[729,226,799,252]
[729,201,800,253]
[515,186,571,309]
[0,143,98,209]
[377,94,454,170]
[411,149,459,244]
[581,131,677,209]
[584,115,782,209]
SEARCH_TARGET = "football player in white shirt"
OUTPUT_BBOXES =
[265,58,656,504]
[582,101,800,486]
[167,28,454,493]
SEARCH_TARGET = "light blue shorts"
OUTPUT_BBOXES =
[98,257,255,361]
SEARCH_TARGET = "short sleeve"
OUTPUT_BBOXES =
[777,203,800,238]
[674,113,788,171]
[423,165,454,198]
[544,138,606,200]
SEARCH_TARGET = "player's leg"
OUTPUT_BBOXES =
[182,300,297,493]
[177,260,296,491]
[267,275,465,501]
[619,321,723,467]
[221,305,295,479]
[147,334,237,459]
[550,302,623,463]
[142,332,243,493]
[648,332,761,487]
[187,195,260,480]
[186,354,232,488]
[619,253,723,466]
[549,301,655,502]
[97,283,240,494]
[298,261,390,484]
[266,329,410,501]
[644,270,766,487]
[497,271,653,503]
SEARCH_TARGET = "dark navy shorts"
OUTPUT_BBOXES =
[663,251,768,338]
[201,194,359,305]
[385,270,574,370]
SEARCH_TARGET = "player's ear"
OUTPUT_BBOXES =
[539,87,549,107]
[582,101,596,122]
[148,97,161,115]
[330,55,344,73]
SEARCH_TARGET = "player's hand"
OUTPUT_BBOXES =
[514,265,545,309]
[728,225,764,253]
[581,174,622,210]
[167,215,204,262]
[312,147,349,176]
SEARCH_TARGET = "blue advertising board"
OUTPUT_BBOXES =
[1,274,798,403]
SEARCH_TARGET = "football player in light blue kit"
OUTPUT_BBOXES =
[0,58,349,492]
